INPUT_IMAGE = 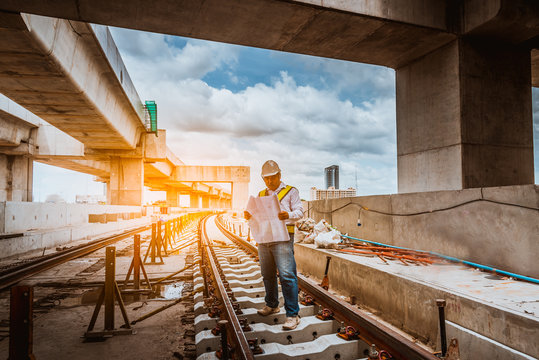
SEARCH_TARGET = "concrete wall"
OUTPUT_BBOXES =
[306,185,539,278]
[0,201,143,234]
[0,202,151,258]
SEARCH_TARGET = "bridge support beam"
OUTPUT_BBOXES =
[0,154,33,202]
[396,38,533,193]
[107,157,143,205]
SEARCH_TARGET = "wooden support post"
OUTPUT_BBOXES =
[150,223,156,263]
[9,286,35,360]
[104,247,115,330]
[144,223,164,265]
[133,235,141,289]
[157,221,168,256]
[85,246,134,338]
[124,235,152,292]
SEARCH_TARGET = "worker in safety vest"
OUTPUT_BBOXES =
[244,160,304,330]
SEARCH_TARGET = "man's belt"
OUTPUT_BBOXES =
[286,225,295,234]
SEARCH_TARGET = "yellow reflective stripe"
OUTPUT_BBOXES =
[277,185,293,202]
[259,185,294,200]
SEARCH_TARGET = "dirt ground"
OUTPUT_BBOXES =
[0,231,198,360]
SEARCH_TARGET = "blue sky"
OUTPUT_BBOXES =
[34,28,539,203]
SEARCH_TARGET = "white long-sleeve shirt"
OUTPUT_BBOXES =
[263,182,304,226]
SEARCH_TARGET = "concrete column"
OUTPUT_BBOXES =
[211,198,220,209]
[0,154,33,202]
[107,157,143,205]
[231,181,249,210]
[201,196,210,209]
[396,38,533,193]
[190,194,200,208]
[166,188,179,207]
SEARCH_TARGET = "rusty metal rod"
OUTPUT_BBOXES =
[152,262,196,286]
[131,292,195,324]
[436,299,447,357]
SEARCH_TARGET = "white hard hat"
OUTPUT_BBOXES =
[261,160,281,177]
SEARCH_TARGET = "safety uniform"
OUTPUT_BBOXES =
[258,182,304,236]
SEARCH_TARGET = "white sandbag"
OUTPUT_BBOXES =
[313,219,330,234]
[303,232,316,244]
[314,229,342,249]
[294,230,309,243]
[296,218,316,232]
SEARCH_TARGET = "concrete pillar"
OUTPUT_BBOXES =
[107,157,143,205]
[201,196,210,209]
[166,188,178,207]
[211,198,220,209]
[396,38,533,193]
[231,181,249,210]
[190,194,200,208]
[0,154,33,202]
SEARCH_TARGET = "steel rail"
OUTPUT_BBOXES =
[200,216,255,360]
[0,225,150,291]
[214,215,437,360]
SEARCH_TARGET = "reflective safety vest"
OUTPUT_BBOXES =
[259,185,295,234]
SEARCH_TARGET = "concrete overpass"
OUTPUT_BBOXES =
[0,92,249,208]
[0,0,537,194]
[0,13,249,208]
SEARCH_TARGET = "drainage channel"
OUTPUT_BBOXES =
[193,215,438,360]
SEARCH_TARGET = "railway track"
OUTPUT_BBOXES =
[193,215,438,360]
[0,225,151,291]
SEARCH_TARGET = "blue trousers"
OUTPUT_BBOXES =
[257,234,299,317]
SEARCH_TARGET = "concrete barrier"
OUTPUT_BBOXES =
[306,184,539,279]
[0,202,143,233]
[295,244,539,359]
[0,202,152,258]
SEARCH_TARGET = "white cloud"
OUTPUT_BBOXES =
[109,28,399,199]
[110,27,239,83]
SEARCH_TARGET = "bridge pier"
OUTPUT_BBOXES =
[0,154,33,202]
[166,189,179,207]
[190,194,201,209]
[396,37,533,193]
[107,157,143,206]
[201,196,210,209]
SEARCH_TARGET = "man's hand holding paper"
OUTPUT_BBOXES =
[245,194,289,244]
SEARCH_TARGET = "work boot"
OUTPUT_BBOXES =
[282,316,300,330]
[257,306,279,316]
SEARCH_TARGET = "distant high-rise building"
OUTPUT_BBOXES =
[310,187,356,200]
[325,165,339,189]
